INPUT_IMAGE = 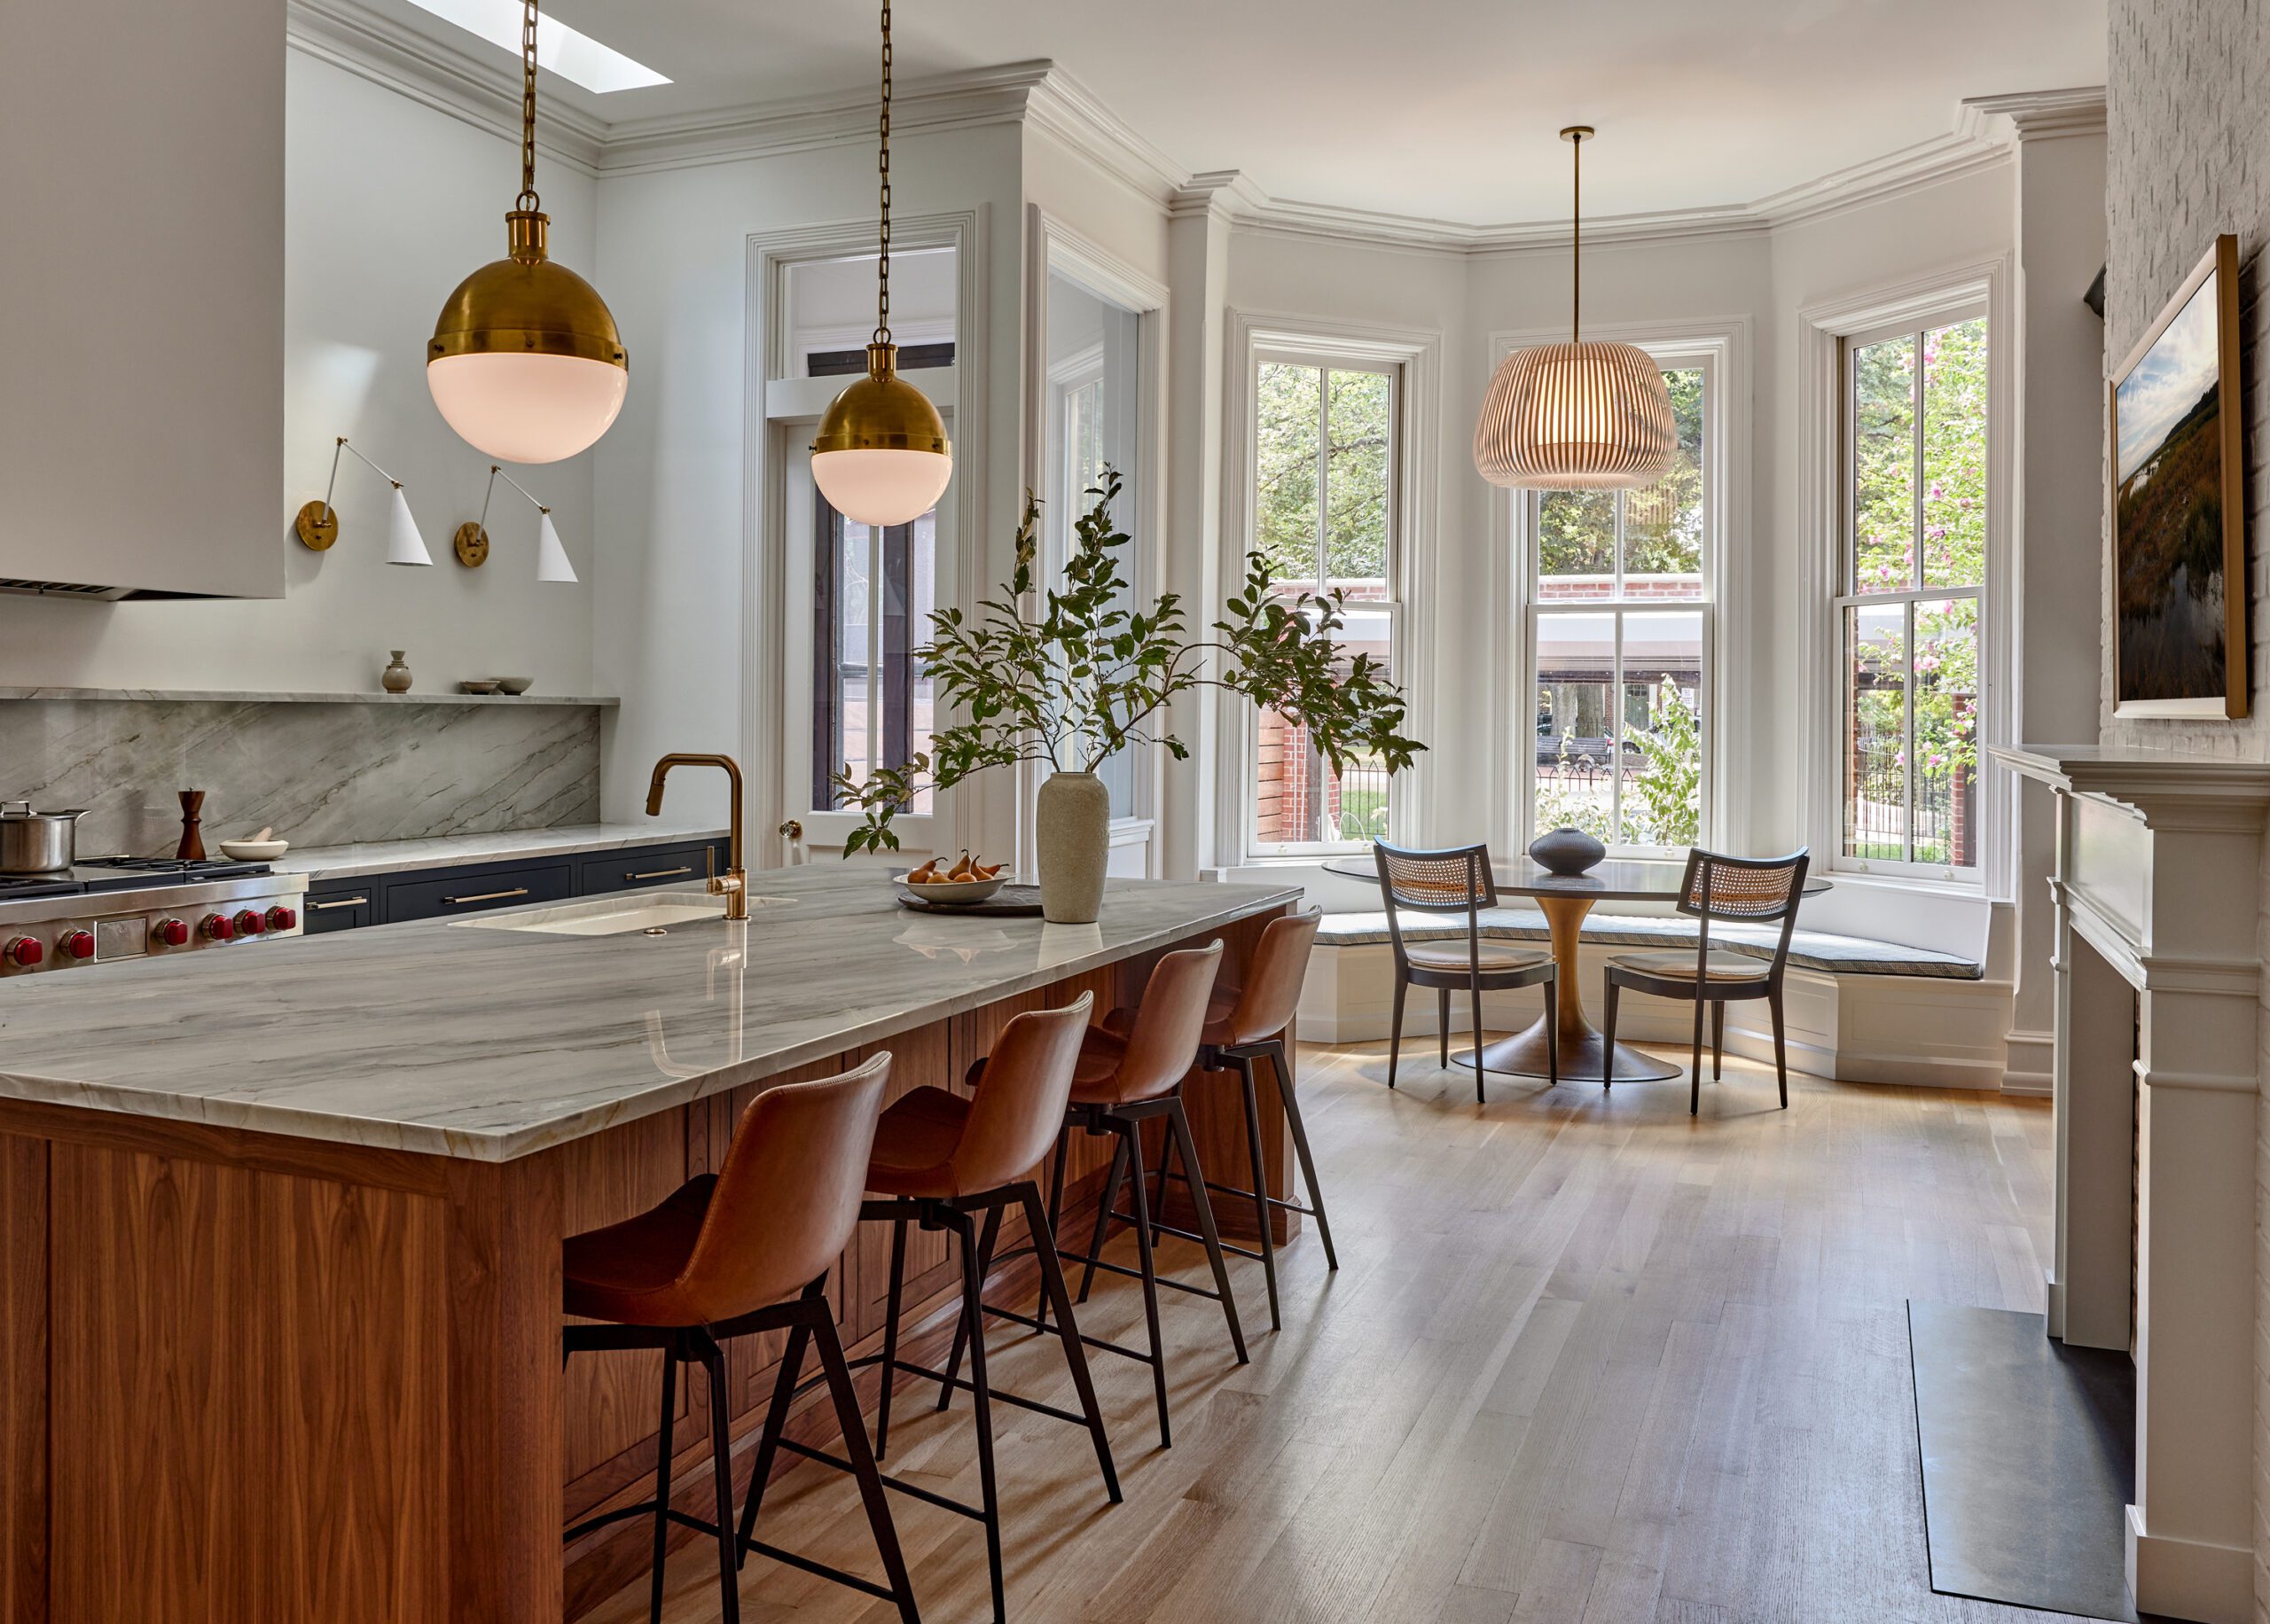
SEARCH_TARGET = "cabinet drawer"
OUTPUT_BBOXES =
[384,862,573,924]
[576,842,721,895]
[302,886,374,933]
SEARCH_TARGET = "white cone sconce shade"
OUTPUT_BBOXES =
[386,486,434,567]
[1474,341,1679,490]
[1474,124,1678,493]
[535,510,576,583]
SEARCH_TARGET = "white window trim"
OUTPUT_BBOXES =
[1796,259,2014,898]
[1484,318,1750,865]
[1221,312,1441,863]
[1021,206,1170,878]
[746,211,987,863]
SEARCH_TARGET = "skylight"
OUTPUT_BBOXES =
[403,0,669,94]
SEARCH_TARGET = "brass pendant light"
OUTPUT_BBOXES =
[1474,127,1677,491]
[427,0,628,465]
[810,0,953,527]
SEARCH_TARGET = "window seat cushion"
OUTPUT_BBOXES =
[1312,907,1982,980]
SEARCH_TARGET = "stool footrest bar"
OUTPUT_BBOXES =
[565,1503,719,1544]
[778,1439,984,1523]
[741,1538,903,1604]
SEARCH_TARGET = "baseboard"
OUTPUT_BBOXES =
[2125,1503,2253,1624]
[1300,941,2017,1091]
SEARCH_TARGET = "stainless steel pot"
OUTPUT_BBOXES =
[0,800,89,873]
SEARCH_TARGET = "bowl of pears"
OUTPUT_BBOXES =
[896,851,1010,906]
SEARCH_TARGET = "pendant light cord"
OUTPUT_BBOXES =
[518,0,541,213]
[874,0,893,347]
[1569,129,1581,346]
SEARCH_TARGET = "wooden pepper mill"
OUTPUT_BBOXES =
[176,790,206,862]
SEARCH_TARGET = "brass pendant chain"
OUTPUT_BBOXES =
[518,0,541,213]
[874,0,892,347]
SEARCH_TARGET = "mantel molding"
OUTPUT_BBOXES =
[1990,744,2270,824]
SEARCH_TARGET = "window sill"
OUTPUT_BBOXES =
[1825,867,1992,902]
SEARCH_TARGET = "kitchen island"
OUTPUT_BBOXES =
[0,866,1300,1624]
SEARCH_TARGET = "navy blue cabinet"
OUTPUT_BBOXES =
[297,838,728,933]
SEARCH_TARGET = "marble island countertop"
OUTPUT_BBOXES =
[272,820,732,880]
[0,867,1297,1163]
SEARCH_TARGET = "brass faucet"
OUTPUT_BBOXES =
[646,753,748,920]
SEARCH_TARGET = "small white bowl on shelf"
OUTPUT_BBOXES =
[896,871,1010,906]
[219,839,290,861]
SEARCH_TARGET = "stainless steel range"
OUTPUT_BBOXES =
[0,857,309,977]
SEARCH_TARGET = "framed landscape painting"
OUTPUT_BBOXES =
[2110,232,2247,718]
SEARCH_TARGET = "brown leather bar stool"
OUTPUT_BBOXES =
[1146,909,1334,1331]
[948,941,1243,1448]
[820,993,1121,1624]
[560,1053,919,1624]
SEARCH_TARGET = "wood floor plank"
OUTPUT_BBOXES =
[582,1043,2127,1624]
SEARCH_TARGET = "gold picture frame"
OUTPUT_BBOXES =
[2110,232,2248,718]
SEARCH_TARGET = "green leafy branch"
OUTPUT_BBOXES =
[834,469,1423,855]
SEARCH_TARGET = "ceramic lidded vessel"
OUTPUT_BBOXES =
[1528,825,1606,876]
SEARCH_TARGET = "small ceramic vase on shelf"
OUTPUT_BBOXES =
[381,651,412,694]
[1528,825,1606,876]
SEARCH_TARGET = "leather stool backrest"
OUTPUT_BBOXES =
[676,1052,893,1323]
[1216,910,1322,1045]
[953,994,1094,1191]
[1109,941,1225,1105]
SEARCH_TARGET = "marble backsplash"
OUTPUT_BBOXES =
[0,696,600,857]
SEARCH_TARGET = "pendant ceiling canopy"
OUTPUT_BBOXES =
[810,0,954,527]
[427,0,628,465]
[1474,128,1677,492]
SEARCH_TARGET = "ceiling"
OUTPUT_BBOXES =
[366,0,2107,224]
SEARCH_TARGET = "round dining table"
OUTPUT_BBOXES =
[1319,856,1831,1083]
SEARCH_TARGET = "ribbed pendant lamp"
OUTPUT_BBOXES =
[1474,127,1677,491]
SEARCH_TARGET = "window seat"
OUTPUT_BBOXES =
[1313,908,1983,980]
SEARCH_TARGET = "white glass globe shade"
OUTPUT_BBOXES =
[427,352,629,465]
[812,447,954,527]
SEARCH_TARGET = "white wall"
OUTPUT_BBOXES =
[0,50,600,698]
[590,124,1024,831]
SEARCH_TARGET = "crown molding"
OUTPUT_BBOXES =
[285,6,2050,258]
[1963,85,2109,141]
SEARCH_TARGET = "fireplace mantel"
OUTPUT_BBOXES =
[1991,744,2270,1624]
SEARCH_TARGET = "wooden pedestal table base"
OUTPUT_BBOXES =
[1449,893,1679,1083]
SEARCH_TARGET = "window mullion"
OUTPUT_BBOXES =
[1610,609,1625,844]
[1902,598,1917,863]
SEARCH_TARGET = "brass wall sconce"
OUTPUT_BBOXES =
[454,465,576,582]
[294,437,434,566]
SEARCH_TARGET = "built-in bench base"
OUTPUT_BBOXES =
[1300,908,2016,1092]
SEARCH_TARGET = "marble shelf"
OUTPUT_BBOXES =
[0,685,620,707]
[274,821,731,880]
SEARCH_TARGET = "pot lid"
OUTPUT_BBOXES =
[1,801,87,820]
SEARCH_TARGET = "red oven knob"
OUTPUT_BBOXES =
[265,905,297,933]
[56,929,95,962]
[200,913,235,942]
[232,909,266,937]
[155,917,190,948]
[4,936,43,968]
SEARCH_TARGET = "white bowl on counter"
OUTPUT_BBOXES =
[218,839,291,861]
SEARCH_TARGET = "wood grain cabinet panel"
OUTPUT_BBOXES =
[47,1144,450,1624]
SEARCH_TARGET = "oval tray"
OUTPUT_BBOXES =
[896,883,1045,917]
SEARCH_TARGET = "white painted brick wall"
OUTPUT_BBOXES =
[2104,4,2270,1613]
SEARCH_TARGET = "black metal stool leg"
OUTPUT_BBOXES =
[732,1299,813,1565]
[807,1306,922,1624]
[695,1333,742,1624]
[1119,1119,1172,1446]
[877,1215,908,1448]
[1078,1127,1130,1306]
[647,1342,679,1624]
[1267,1038,1337,1270]
[1016,1181,1122,1503]
[943,1207,1006,1623]
[1165,1097,1248,1364]
[1235,1055,1280,1331]
[1035,1128,1070,1334]
[935,1202,1001,1417]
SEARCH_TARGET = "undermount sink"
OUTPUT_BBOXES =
[450,889,793,936]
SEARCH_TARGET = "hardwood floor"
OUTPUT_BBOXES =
[585,1039,2105,1624]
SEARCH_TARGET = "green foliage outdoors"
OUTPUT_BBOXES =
[833,470,1424,855]
[1255,364,1391,584]
[1538,368,1704,581]
[1628,678,1701,847]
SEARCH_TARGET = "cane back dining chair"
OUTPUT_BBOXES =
[1601,847,1811,1114]
[1372,841,1558,1101]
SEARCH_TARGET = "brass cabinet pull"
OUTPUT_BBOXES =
[310,895,370,910]
[626,866,693,881]
[442,886,529,906]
